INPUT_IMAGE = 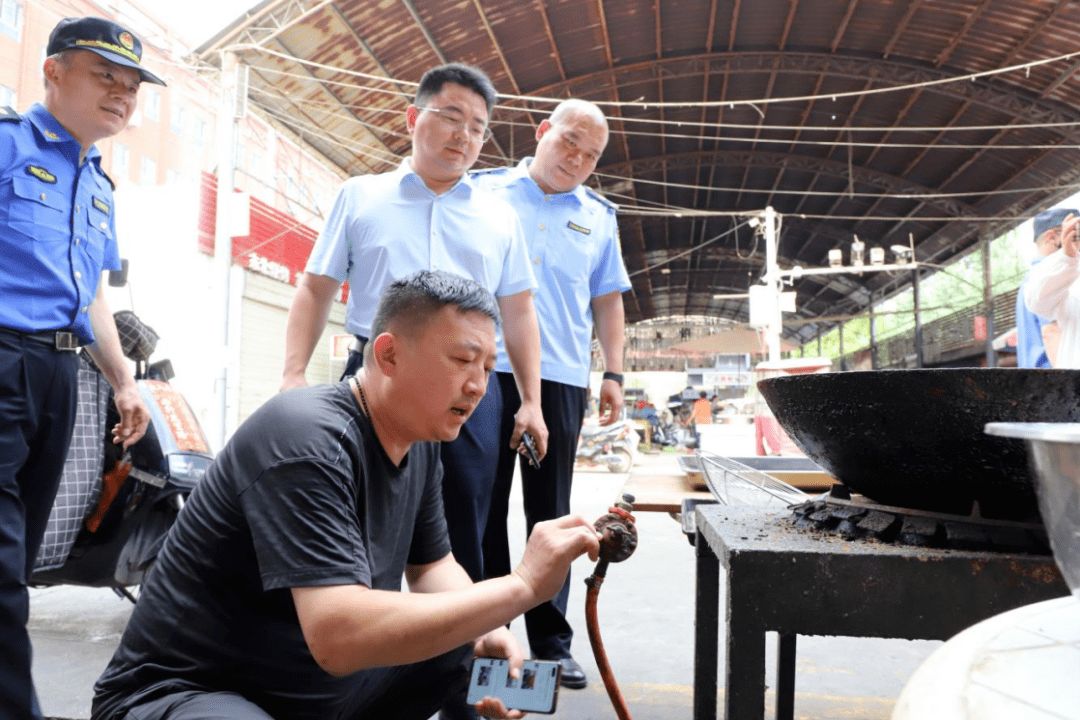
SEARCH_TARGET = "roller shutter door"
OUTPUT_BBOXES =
[238,272,348,425]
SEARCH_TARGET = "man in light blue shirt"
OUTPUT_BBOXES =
[449,99,631,696]
[281,63,547,456]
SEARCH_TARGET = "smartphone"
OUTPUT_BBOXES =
[465,658,561,714]
[520,432,541,468]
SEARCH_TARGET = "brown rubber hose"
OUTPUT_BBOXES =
[585,566,633,720]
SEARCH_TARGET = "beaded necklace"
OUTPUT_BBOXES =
[351,375,372,419]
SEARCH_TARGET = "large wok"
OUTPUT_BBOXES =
[756,368,1080,520]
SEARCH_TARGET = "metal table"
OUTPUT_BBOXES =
[692,505,1070,720]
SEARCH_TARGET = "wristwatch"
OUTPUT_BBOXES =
[602,371,624,386]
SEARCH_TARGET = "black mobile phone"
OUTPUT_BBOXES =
[465,658,561,714]
[520,432,541,468]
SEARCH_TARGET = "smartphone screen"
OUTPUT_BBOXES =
[465,658,561,714]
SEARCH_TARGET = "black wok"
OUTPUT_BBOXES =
[756,368,1080,520]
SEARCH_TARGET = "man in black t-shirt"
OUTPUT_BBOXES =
[92,271,601,720]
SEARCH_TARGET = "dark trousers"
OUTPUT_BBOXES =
[484,373,585,659]
[0,332,79,720]
[441,371,585,659]
[119,645,472,720]
[440,374,504,582]
[339,336,368,380]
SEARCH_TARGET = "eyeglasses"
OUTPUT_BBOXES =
[423,106,493,143]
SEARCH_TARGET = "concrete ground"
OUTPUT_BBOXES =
[31,423,943,719]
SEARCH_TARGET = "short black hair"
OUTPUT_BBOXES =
[415,63,497,115]
[366,271,500,361]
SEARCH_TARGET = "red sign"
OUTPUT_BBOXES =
[198,172,348,301]
[974,315,987,341]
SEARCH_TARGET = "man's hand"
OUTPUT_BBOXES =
[1061,213,1080,258]
[510,400,549,460]
[280,372,309,392]
[110,381,149,448]
[598,378,624,426]
[471,626,528,718]
[513,515,601,604]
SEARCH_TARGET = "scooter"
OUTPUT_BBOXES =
[576,419,639,473]
[31,287,213,602]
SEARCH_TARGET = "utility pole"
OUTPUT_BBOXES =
[212,50,241,449]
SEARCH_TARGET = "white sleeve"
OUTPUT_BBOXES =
[1025,250,1080,323]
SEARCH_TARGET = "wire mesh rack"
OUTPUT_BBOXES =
[697,451,810,508]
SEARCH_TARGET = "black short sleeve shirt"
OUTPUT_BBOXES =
[91,382,450,720]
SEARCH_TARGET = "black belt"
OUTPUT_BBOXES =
[0,326,81,351]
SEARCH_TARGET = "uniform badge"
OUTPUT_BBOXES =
[119,32,135,51]
[27,165,57,184]
[44,130,60,140]
[93,197,111,215]
[567,221,592,235]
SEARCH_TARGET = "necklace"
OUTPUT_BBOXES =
[352,375,372,419]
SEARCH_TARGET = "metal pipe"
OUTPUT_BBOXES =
[983,233,996,368]
[912,266,924,368]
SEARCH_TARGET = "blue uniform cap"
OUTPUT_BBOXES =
[47,17,166,87]
[1034,208,1077,241]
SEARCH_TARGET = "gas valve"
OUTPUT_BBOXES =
[593,493,638,564]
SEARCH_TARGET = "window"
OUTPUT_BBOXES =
[1,0,24,42]
[144,89,160,121]
[0,83,15,109]
[193,117,206,147]
[140,156,156,186]
[111,143,129,183]
[170,105,184,134]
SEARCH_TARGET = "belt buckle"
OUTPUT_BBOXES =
[54,332,79,352]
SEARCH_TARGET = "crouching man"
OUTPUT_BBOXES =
[91,270,601,720]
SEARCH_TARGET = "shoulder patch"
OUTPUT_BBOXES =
[0,106,19,122]
[584,185,618,211]
[27,165,57,184]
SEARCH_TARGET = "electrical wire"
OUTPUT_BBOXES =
[227,43,1080,112]
[628,220,752,276]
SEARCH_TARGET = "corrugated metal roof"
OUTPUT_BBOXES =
[196,0,1080,341]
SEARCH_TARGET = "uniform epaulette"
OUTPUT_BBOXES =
[99,167,116,191]
[584,185,618,211]
[0,106,20,122]
[469,166,510,176]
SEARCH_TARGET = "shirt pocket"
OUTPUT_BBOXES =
[78,204,111,271]
[8,174,69,240]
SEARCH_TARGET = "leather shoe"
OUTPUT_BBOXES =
[554,656,588,689]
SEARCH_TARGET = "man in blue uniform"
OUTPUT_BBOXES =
[0,17,159,720]
[443,99,630,714]
[1017,209,1073,367]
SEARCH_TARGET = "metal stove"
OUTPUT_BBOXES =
[689,460,1070,720]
